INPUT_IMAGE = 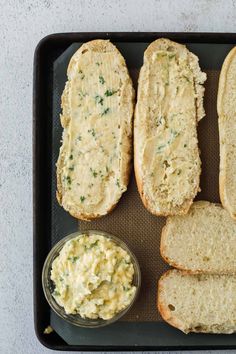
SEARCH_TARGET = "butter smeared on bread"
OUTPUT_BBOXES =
[57,40,134,220]
[158,270,236,334]
[161,201,236,274]
[134,38,206,216]
[217,46,236,219]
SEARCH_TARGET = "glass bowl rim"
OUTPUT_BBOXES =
[42,229,141,328]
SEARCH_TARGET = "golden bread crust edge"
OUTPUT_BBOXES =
[157,270,189,333]
[217,46,236,220]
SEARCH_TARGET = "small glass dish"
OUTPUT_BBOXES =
[42,230,141,328]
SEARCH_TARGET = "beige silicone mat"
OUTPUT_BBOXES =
[79,69,220,322]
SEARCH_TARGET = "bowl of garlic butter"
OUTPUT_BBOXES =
[42,230,141,327]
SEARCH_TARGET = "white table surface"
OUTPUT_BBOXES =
[1,0,236,353]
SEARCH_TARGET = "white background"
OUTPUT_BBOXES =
[1,0,236,353]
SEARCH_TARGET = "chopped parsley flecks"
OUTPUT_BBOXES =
[90,167,98,178]
[157,144,166,153]
[89,240,99,248]
[96,62,101,66]
[104,89,117,97]
[66,176,72,184]
[95,95,104,105]
[77,135,82,141]
[106,166,109,173]
[68,256,79,263]
[78,91,87,99]
[168,53,176,59]
[116,179,120,188]
[99,75,105,84]
[80,196,86,203]
[68,166,74,171]
[88,128,96,137]
[101,107,110,116]
[184,143,187,148]
[78,70,85,80]
[177,169,182,175]
[69,154,73,160]
[53,291,60,297]
[88,183,94,188]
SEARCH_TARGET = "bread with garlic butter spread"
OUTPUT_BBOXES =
[134,38,206,216]
[56,40,134,220]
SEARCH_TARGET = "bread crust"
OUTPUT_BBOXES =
[217,46,236,219]
[57,39,134,220]
[157,269,236,334]
[134,38,206,216]
[157,270,188,333]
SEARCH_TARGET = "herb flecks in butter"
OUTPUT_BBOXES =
[78,70,85,80]
[95,95,104,105]
[80,196,86,203]
[99,75,105,84]
[68,256,79,263]
[66,176,72,184]
[105,89,117,97]
[90,167,98,178]
[101,107,110,116]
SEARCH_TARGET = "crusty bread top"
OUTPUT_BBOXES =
[134,38,206,216]
[56,40,134,220]
[161,201,236,273]
[217,46,236,219]
[158,269,236,334]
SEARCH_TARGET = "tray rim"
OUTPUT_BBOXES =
[33,31,236,351]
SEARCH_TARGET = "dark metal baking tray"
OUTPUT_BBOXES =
[33,32,236,351]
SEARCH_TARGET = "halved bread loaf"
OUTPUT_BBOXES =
[134,38,206,216]
[56,40,134,220]
[158,269,236,334]
[217,46,236,219]
[161,201,236,273]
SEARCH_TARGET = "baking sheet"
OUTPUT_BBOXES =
[34,33,236,350]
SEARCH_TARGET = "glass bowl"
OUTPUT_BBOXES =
[42,230,141,328]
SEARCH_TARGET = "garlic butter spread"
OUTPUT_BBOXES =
[135,41,206,214]
[56,40,133,219]
[50,234,136,320]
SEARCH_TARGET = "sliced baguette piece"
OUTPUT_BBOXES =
[134,38,206,216]
[161,201,236,274]
[217,46,236,219]
[158,269,236,334]
[56,40,134,220]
